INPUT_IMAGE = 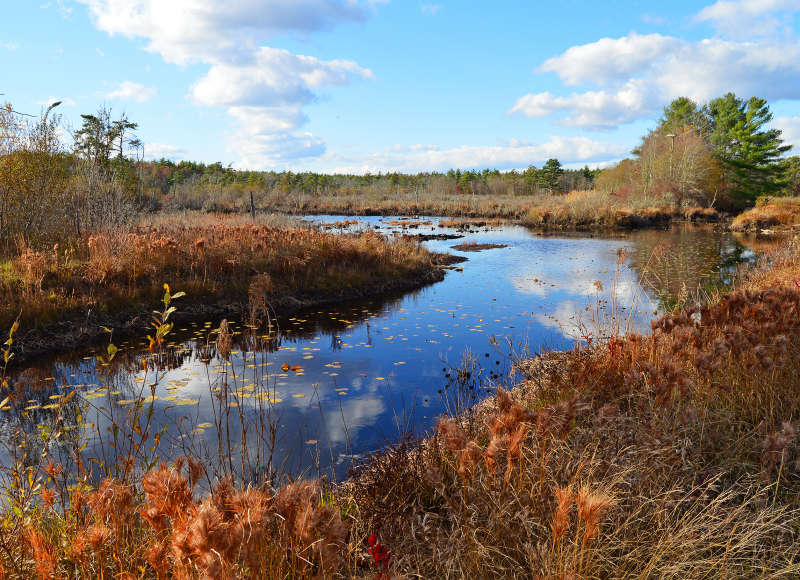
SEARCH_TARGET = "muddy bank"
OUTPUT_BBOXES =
[8,253,463,367]
[450,242,508,252]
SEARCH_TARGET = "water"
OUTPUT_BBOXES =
[0,217,762,482]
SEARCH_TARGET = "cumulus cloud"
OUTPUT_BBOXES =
[77,0,369,65]
[510,80,659,130]
[514,1,800,130]
[325,136,627,173]
[538,33,680,86]
[78,0,377,167]
[194,49,372,166]
[106,81,157,103]
[775,116,800,150]
[695,0,799,38]
[191,47,372,108]
[144,142,186,160]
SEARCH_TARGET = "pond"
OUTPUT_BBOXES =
[0,217,764,484]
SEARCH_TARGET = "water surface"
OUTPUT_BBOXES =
[1,217,761,481]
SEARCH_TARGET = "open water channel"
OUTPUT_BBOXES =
[1,217,763,481]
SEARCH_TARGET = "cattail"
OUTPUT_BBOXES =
[216,319,233,360]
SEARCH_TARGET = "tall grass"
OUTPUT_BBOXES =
[731,196,800,231]
[252,187,714,230]
[0,214,440,337]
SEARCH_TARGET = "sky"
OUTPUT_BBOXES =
[2,0,800,173]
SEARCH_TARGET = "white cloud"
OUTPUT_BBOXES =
[510,80,659,130]
[77,0,371,65]
[421,3,442,15]
[79,0,378,167]
[1,42,19,51]
[42,0,73,18]
[695,0,800,38]
[539,33,680,86]
[775,116,800,150]
[191,48,372,167]
[191,47,372,108]
[325,136,627,173]
[514,23,800,129]
[144,142,185,160]
[106,81,157,103]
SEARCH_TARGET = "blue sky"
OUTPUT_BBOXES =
[2,0,800,172]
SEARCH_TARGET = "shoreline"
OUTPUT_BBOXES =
[275,207,726,231]
[7,251,464,368]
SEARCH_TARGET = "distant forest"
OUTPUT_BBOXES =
[2,92,799,244]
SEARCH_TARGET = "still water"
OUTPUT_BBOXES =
[1,217,760,481]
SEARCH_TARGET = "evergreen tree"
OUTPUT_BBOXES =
[706,93,791,204]
[538,158,564,192]
[659,97,706,135]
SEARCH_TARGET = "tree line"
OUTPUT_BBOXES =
[596,93,795,208]
[1,93,799,247]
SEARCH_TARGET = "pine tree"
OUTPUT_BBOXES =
[538,158,564,193]
[706,93,791,204]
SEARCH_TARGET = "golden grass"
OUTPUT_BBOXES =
[258,188,701,230]
[0,214,439,333]
[731,196,800,231]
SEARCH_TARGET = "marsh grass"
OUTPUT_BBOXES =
[255,188,710,231]
[0,214,439,338]
[732,196,800,232]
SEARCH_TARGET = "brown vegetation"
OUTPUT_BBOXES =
[0,214,444,358]
[731,196,800,232]
[2,238,799,577]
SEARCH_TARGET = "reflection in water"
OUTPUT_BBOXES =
[1,217,766,483]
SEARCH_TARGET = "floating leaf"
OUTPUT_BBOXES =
[175,398,200,406]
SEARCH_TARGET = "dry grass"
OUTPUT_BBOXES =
[345,239,800,577]
[259,188,702,231]
[523,190,683,230]
[731,196,800,232]
[0,214,439,333]
[2,239,800,578]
